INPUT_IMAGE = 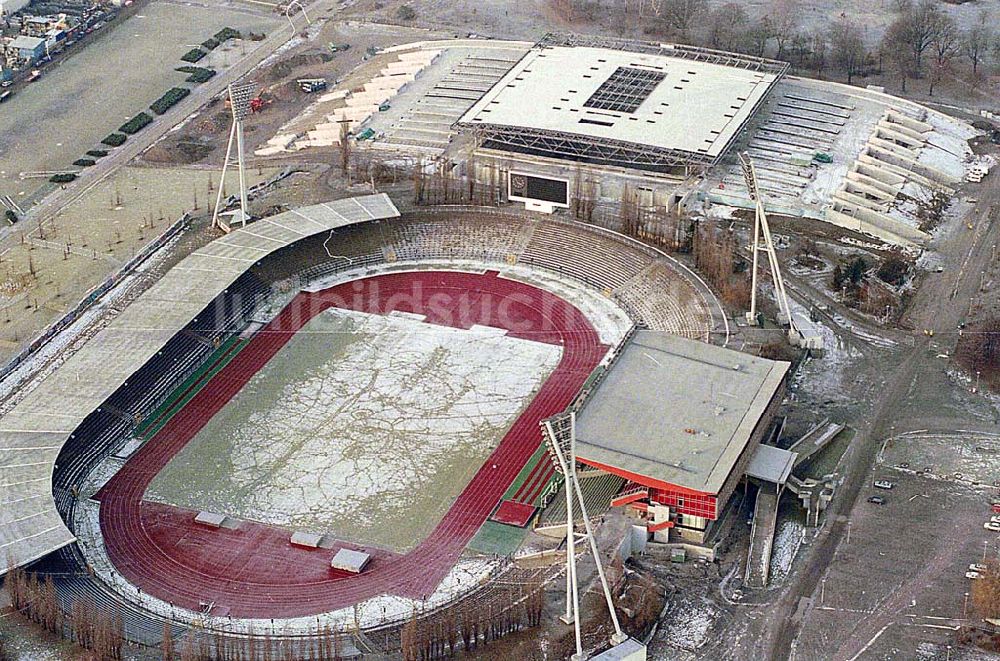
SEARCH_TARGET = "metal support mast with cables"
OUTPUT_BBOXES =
[739,151,793,330]
[212,83,257,233]
[542,411,633,660]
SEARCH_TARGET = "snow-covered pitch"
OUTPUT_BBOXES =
[145,308,562,552]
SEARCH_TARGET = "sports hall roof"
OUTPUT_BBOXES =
[575,331,788,495]
[0,194,399,573]
[457,34,787,170]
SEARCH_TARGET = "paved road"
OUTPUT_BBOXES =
[765,157,1000,659]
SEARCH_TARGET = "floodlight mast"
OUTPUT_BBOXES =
[740,151,794,330]
[212,83,257,233]
[543,412,627,661]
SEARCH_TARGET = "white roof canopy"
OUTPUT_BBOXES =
[0,195,400,573]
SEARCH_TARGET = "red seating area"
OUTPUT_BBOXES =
[96,270,607,619]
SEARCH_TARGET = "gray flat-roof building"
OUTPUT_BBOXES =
[575,331,788,542]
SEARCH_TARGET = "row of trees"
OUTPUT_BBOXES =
[552,0,1000,93]
[412,159,502,207]
[6,565,123,660]
[881,0,993,94]
[400,571,546,660]
[162,626,346,661]
[692,219,750,309]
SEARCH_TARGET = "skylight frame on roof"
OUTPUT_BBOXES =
[583,66,667,114]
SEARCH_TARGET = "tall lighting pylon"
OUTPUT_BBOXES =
[739,151,793,329]
[212,82,256,233]
[542,411,629,661]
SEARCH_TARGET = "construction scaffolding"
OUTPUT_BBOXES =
[535,33,790,75]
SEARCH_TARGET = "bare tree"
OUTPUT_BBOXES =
[810,31,828,78]
[882,20,914,92]
[972,559,1000,620]
[963,11,993,76]
[886,0,948,78]
[928,14,959,96]
[830,19,866,84]
[661,0,705,40]
[338,120,351,180]
[745,15,776,58]
[771,0,799,60]
[708,3,748,52]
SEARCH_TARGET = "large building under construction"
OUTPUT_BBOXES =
[269,33,979,248]
[456,34,787,176]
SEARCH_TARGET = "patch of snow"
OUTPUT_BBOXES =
[768,519,804,585]
[656,599,715,651]
[886,197,922,231]
[918,111,976,181]
[146,308,563,544]
[704,204,739,220]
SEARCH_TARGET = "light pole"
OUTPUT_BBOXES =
[963,591,969,619]
[821,577,827,607]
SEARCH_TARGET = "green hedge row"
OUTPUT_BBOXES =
[189,68,215,83]
[201,37,220,51]
[101,133,126,147]
[86,149,108,158]
[150,87,190,115]
[176,66,216,84]
[180,48,206,63]
[50,173,77,184]
[73,158,96,167]
[119,112,153,135]
[214,27,241,42]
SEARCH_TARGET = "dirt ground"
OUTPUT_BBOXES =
[0,0,280,208]
[0,164,279,363]
[144,19,459,168]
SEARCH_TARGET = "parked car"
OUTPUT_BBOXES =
[990,515,1000,524]
[984,521,1000,532]
[967,571,983,580]
[874,480,895,490]
[970,563,987,572]
[867,496,886,505]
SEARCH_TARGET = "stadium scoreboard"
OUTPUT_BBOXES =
[508,172,570,213]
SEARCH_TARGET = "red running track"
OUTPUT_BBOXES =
[96,270,608,618]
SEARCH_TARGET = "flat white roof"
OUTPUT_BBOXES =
[575,332,789,494]
[459,45,781,161]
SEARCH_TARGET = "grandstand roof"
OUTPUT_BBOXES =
[457,35,786,170]
[0,194,399,573]
[575,331,788,495]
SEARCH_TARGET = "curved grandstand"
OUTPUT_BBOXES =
[0,195,722,643]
